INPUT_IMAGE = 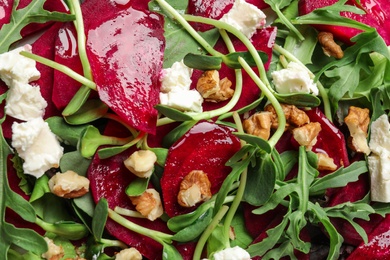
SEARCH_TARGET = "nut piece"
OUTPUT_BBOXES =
[344,106,371,155]
[129,189,163,221]
[196,70,234,102]
[124,150,157,178]
[48,170,89,199]
[115,248,142,260]
[317,153,337,171]
[318,32,344,59]
[41,237,64,260]
[178,170,212,207]
[243,112,272,140]
[265,103,310,130]
[292,122,322,151]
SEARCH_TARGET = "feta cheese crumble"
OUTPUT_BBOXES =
[212,246,251,260]
[271,61,319,96]
[159,60,204,112]
[219,0,266,39]
[4,81,47,121]
[11,117,64,178]
[368,114,390,202]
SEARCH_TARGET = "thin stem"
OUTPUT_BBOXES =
[114,206,145,218]
[193,205,229,260]
[100,238,127,249]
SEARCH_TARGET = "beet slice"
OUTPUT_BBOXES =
[299,0,390,45]
[85,2,165,134]
[160,121,241,217]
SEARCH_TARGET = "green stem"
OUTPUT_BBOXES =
[100,238,127,249]
[108,209,173,245]
[274,7,304,41]
[20,51,96,90]
[193,205,229,260]
[239,57,286,149]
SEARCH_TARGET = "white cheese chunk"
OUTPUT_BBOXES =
[0,44,40,86]
[368,114,390,202]
[5,81,47,121]
[160,90,203,113]
[160,60,193,93]
[213,246,251,260]
[271,61,319,96]
[219,0,266,39]
[11,117,64,178]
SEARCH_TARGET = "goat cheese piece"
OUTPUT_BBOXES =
[368,114,390,202]
[160,60,193,93]
[219,0,266,39]
[0,44,40,86]
[213,246,251,260]
[160,90,203,113]
[272,61,319,96]
[11,117,64,178]
[5,81,47,121]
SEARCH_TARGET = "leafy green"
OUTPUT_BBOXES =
[0,0,74,53]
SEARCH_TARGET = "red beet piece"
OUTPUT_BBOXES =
[347,214,390,259]
[85,2,165,134]
[299,0,390,45]
[160,120,241,217]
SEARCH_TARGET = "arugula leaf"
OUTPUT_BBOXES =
[0,0,74,53]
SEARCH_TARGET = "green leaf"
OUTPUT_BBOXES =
[162,120,197,148]
[155,105,194,121]
[60,151,91,176]
[275,92,321,107]
[172,208,212,242]
[64,99,108,125]
[46,116,87,147]
[224,51,269,69]
[233,133,272,154]
[125,177,150,197]
[92,198,108,241]
[29,175,50,203]
[183,53,222,70]
[0,0,74,53]
[162,243,183,260]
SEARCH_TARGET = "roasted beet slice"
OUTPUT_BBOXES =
[85,3,165,134]
[160,121,241,217]
[299,0,390,45]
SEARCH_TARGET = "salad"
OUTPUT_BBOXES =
[1,0,390,259]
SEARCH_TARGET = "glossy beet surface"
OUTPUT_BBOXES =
[299,0,390,45]
[86,4,165,134]
[161,121,241,217]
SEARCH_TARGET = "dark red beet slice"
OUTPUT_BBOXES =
[347,214,390,259]
[160,121,241,217]
[299,0,390,45]
[85,3,165,134]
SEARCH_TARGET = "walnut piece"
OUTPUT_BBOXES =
[124,150,157,178]
[318,32,344,59]
[48,170,89,199]
[243,112,272,140]
[344,106,371,155]
[42,237,64,260]
[292,122,322,151]
[265,103,310,130]
[178,170,212,207]
[115,248,143,260]
[317,153,337,171]
[196,70,234,102]
[129,189,163,221]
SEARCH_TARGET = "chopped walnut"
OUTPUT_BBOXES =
[344,106,371,155]
[265,103,310,130]
[177,170,212,207]
[292,122,322,151]
[243,112,272,140]
[318,32,344,59]
[196,70,234,102]
[48,170,89,199]
[115,248,143,260]
[317,153,337,171]
[124,150,157,178]
[42,237,64,260]
[129,189,163,221]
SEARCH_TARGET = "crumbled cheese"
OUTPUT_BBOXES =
[115,248,142,260]
[11,117,64,178]
[271,61,319,96]
[160,90,203,113]
[5,81,47,121]
[219,0,266,39]
[41,237,64,260]
[0,44,40,86]
[213,246,251,260]
[368,114,390,202]
[160,60,193,93]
